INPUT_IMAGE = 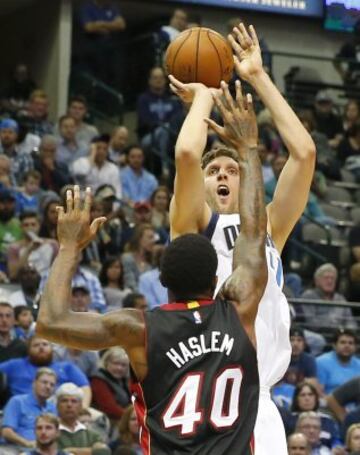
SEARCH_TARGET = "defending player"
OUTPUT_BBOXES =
[169,24,316,455]
[36,103,267,455]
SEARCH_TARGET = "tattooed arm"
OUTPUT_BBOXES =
[36,186,146,380]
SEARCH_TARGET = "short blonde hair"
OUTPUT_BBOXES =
[101,347,129,369]
[346,423,360,450]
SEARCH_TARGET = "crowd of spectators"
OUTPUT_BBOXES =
[0,1,359,454]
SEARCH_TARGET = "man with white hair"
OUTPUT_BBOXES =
[300,263,356,329]
[295,412,332,454]
[56,383,110,455]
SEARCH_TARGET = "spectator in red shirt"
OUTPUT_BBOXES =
[91,347,131,424]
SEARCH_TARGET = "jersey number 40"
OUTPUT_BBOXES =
[162,367,243,436]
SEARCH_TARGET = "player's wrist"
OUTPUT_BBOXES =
[246,68,268,86]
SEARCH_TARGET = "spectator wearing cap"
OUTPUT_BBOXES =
[0,119,34,186]
[33,136,73,194]
[131,201,167,245]
[55,115,88,166]
[313,91,343,148]
[109,126,129,166]
[300,264,356,330]
[7,211,59,281]
[67,95,99,147]
[9,264,41,319]
[139,245,167,309]
[19,90,54,137]
[121,145,158,207]
[39,254,106,313]
[284,327,317,387]
[72,135,122,200]
[52,285,99,378]
[0,336,91,407]
[0,302,27,363]
[317,329,360,394]
[1,367,57,451]
[56,382,110,455]
[0,188,23,272]
[121,224,155,291]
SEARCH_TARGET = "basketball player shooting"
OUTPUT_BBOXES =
[169,23,316,455]
[36,99,267,455]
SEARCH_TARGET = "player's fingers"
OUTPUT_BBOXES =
[235,80,244,111]
[228,34,242,56]
[56,206,65,220]
[239,23,253,48]
[249,25,260,48]
[212,92,229,121]
[73,185,81,211]
[168,75,184,90]
[66,189,73,213]
[83,187,92,214]
[233,26,247,50]
[221,81,237,114]
[204,118,223,135]
[90,217,107,236]
[246,93,254,115]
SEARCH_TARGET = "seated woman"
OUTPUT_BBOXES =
[112,405,142,455]
[345,423,360,455]
[91,347,131,425]
[99,256,131,310]
[281,381,341,449]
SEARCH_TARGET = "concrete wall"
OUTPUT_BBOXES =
[0,0,72,120]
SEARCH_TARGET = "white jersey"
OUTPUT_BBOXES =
[204,212,290,455]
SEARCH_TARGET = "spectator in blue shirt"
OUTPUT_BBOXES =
[1,367,57,450]
[15,170,42,215]
[138,245,167,309]
[39,258,106,313]
[121,145,158,206]
[137,67,182,178]
[0,336,91,408]
[78,0,126,90]
[317,328,360,395]
[0,118,34,186]
[284,326,317,386]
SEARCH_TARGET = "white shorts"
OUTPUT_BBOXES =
[254,390,287,455]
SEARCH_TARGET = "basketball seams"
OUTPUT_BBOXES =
[207,31,223,87]
[195,28,201,83]
[170,29,193,76]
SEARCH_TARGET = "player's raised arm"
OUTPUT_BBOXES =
[168,76,213,238]
[229,24,316,253]
[36,187,145,376]
[206,82,267,344]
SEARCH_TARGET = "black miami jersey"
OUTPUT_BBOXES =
[131,298,259,455]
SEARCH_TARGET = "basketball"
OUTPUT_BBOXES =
[165,27,234,88]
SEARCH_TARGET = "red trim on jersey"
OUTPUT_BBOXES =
[250,433,255,454]
[131,382,151,454]
[160,299,214,311]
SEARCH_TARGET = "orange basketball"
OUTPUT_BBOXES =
[165,27,234,88]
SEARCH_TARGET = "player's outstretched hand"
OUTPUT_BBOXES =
[228,23,263,83]
[205,80,258,153]
[168,75,209,103]
[56,185,107,252]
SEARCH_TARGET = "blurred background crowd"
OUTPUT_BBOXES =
[0,0,359,454]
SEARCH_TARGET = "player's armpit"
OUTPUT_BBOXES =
[267,152,315,253]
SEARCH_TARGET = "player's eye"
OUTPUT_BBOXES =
[208,167,218,175]
[228,168,238,175]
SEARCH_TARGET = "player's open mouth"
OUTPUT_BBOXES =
[217,185,230,196]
